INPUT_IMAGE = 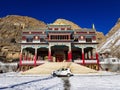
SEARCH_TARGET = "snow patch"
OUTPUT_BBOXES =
[0,72,63,90]
[70,73,120,90]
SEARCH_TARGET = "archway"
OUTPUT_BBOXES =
[51,45,69,62]
[37,48,48,61]
[72,47,82,61]
[84,47,95,60]
[22,47,35,61]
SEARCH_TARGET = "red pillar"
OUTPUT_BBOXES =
[96,52,99,70]
[48,46,52,62]
[68,51,72,62]
[91,56,93,60]
[82,48,85,65]
[48,51,51,61]
[34,48,37,66]
[19,52,22,66]
[24,55,27,60]
[34,53,37,66]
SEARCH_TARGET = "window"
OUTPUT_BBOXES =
[22,36,26,40]
[40,38,45,42]
[54,28,58,30]
[26,37,33,42]
[67,28,71,30]
[86,38,92,42]
[61,28,65,30]
[112,59,116,62]
[50,35,70,40]
[49,28,52,30]
[92,36,96,40]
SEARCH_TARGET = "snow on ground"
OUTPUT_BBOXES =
[70,73,120,90]
[0,72,63,90]
[0,72,120,90]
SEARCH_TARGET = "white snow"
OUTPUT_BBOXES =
[0,72,120,90]
[70,73,120,90]
[0,72,63,90]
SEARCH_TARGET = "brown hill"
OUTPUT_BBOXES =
[96,32,105,45]
[0,15,46,62]
[0,15,46,41]
[53,19,81,29]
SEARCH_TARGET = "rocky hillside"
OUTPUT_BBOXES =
[98,18,120,58]
[96,32,105,45]
[0,15,46,62]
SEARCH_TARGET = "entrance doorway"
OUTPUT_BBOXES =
[51,45,69,62]
[54,51,65,62]
[56,53,64,62]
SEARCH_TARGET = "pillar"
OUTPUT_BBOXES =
[27,51,29,61]
[90,49,93,59]
[89,51,91,59]
[48,46,52,61]
[48,34,50,40]
[96,52,99,70]
[87,52,89,59]
[19,48,22,66]
[24,51,27,60]
[82,48,85,65]
[95,46,99,70]
[34,48,37,66]
[68,35,70,40]
[68,45,72,62]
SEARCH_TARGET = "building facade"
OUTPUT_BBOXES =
[19,24,99,71]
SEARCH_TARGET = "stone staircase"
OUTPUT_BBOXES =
[22,62,98,75]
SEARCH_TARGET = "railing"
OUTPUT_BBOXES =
[22,60,46,65]
[20,59,99,65]
[74,59,97,64]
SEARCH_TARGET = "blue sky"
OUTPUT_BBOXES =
[0,0,120,35]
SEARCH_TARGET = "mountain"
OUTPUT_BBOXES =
[0,15,46,62]
[98,18,120,58]
[96,31,105,45]
[0,15,46,41]
[53,19,81,29]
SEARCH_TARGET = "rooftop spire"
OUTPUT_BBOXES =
[92,24,95,29]
[92,24,95,30]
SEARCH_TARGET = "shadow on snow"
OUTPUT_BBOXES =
[0,76,54,89]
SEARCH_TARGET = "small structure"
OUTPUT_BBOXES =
[99,50,120,72]
[19,24,99,71]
